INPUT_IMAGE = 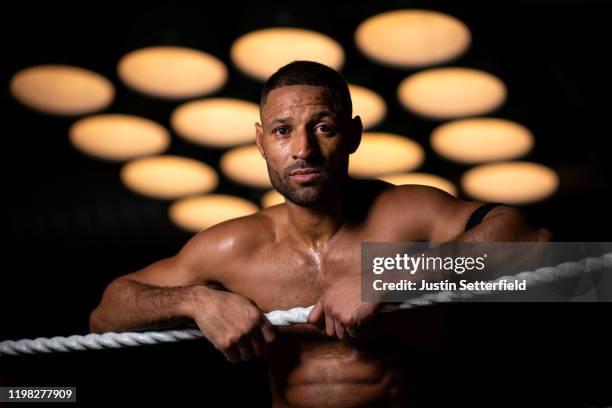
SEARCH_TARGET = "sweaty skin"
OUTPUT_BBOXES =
[216,183,452,407]
[91,85,551,408]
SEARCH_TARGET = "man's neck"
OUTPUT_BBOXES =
[285,179,352,250]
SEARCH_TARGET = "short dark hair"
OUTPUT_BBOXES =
[260,60,352,117]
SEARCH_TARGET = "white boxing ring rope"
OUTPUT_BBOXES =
[1,253,610,356]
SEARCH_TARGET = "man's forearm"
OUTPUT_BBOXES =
[89,278,204,333]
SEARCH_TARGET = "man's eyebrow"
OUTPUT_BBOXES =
[269,116,292,125]
[310,110,338,121]
[268,111,337,125]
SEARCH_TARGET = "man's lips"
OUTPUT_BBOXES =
[290,168,320,176]
[289,168,321,182]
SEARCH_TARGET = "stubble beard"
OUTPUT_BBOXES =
[267,164,333,207]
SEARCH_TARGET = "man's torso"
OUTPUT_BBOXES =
[212,182,450,407]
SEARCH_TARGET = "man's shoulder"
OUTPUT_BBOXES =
[180,209,277,265]
[363,180,455,211]
[203,209,276,250]
[354,180,469,240]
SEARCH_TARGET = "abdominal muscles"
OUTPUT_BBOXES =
[284,357,398,408]
[268,333,404,408]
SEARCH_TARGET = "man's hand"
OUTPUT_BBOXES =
[189,286,276,363]
[308,274,382,339]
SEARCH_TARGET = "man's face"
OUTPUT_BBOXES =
[255,85,361,207]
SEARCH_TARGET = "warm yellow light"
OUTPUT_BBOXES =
[9,65,114,116]
[348,84,386,129]
[355,9,471,68]
[230,27,345,81]
[431,118,533,164]
[171,98,259,148]
[69,114,170,161]
[349,132,424,177]
[398,68,507,119]
[117,46,227,100]
[461,161,559,205]
[169,194,259,233]
[121,155,218,200]
[379,172,457,196]
[261,190,284,207]
[220,145,270,188]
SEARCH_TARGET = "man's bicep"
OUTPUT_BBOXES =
[430,192,547,242]
[388,185,481,242]
[120,255,192,287]
[121,229,224,287]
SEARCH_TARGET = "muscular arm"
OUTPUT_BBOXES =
[410,185,553,243]
[402,187,552,281]
[89,229,223,333]
[89,258,206,333]
[448,203,553,243]
[411,186,553,282]
[310,185,554,338]
[89,217,276,362]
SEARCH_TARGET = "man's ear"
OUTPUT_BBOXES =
[347,115,363,154]
[255,122,265,158]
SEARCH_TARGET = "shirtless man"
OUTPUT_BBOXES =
[90,61,552,407]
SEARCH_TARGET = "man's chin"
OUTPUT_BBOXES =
[270,174,332,207]
[284,186,325,207]
[286,196,322,207]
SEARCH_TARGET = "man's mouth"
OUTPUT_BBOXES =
[289,168,322,183]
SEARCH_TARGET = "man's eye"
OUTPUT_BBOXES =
[274,127,289,136]
[317,124,335,133]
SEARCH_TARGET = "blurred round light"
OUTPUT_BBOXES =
[169,194,259,233]
[349,132,424,177]
[171,98,259,148]
[461,161,559,205]
[220,145,270,188]
[117,46,227,100]
[398,68,506,119]
[121,155,218,200]
[261,190,284,207]
[10,65,114,116]
[379,172,457,196]
[349,84,386,129]
[431,118,533,164]
[355,9,471,68]
[230,27,344,81]
[69,114,170,161]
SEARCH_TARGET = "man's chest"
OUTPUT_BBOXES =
[223,224,421,312]
[228,241,357,312]
[218,227,442,346]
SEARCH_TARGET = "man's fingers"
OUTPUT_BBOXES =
[249,330,266,357]
[346,324,361,338]
[222,346,240,363]
[260,318,276,343]
[325,315,335,337]
[335,320,346,340]
[308,301,324,328]
[236,337,254,361]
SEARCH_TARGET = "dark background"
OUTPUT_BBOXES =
[1,0,610,406]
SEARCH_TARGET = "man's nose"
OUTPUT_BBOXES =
[292,128,317,160]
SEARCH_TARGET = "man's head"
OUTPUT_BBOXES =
[255,61,362,207]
